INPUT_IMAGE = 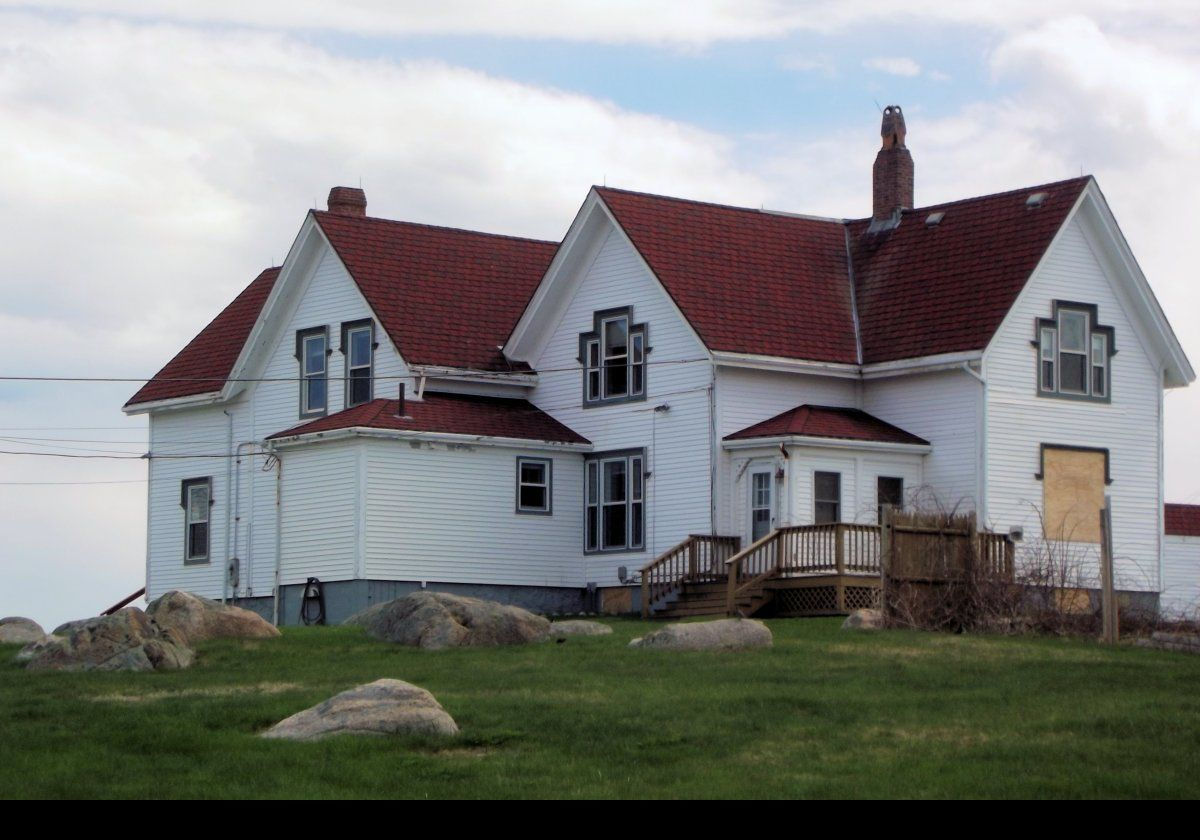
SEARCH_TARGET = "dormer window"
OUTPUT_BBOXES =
[342,319,375,408]
[1036,302,1113,401]
[580,307,647,407]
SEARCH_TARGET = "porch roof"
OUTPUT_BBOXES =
[724,404,929,447]
[267,392,590,445]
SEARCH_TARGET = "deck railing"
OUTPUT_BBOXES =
[640,534,741,617]
[725,524,881,613]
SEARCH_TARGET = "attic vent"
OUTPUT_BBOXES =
[1026,192,1048,208]
[924,211,945,227]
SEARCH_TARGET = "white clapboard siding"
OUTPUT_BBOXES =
[363,440,584,587]
[530,225,713,585]
[715,367,858,535]
[984,215,1163,591]
[863,370,980,512]
[278,441,359,585]
[1162,536,1200,618]
[146,405,234,599]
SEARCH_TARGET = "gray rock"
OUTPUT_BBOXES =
[346,591,550,650]
[261,679,459,741]
[15,635,62,663]
[549,620,613,638]
[25,608,193,672]
[628,618,772,651]
[0,617,45,645]
[1137,631,1200,653]
[841,609,886,631]
[146,590,280,644]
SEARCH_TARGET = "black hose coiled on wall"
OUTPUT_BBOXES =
[300,577,326,626]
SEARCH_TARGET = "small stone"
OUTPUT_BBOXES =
[628,618,772,651]
[841,609,885,630]
[549,620,613,638]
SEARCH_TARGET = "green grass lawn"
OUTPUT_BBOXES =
[2,617,1199,799]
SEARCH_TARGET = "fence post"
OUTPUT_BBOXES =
[726,557,739,616]
[835,524,846,612]
[1099,498,1118,644]
[879,508,892,616]
[640,571,650,620]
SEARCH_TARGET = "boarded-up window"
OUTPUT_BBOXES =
[1042,447,1106,543]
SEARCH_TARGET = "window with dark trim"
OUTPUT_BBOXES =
[814,471,841,524]
[516,457,552,515]
[296,326,328,417]
[877,476,904,523]
[585,450,645,552]
[580,307,647,406]
[181,477,212,564]
[1035,302,1114,401]
[341,319,375,408]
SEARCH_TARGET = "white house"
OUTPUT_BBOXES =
[124,106,1195,623]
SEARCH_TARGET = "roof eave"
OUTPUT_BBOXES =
[723,434,931,454]
[267,426,592,452]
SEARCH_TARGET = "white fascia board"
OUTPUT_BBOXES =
[503,190,596,362]
[711,351,861,379]
[267,426,593,453]
[122,391,224,415]
[410,365,538,388]
[860,351,983,379]
[722,434,931,455]
[1077,181,1194,387]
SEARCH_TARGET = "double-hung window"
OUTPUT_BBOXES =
[1036,302,1113,401]
[296,327,328,417]
[181,477,212,564]
[814,471,841,525]
[516,457,552,514]
[342,320,375,408]
[581,308,647,406]
[585,450,644,552]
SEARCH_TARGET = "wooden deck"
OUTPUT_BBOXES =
[642,522,1013,619]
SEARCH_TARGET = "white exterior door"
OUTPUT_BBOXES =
[749,468,775,544]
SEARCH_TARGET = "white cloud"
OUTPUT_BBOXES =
[863,56,921,77]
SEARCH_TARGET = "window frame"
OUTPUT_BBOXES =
[876,475,904,524]
[295,326,329,418]
[579,307,648,408]
[180,477,213,565]
[1034,301,1115,403]
[584,448,646,553]
[813,470,841,525]
[515,456,553,515]
[341,319,376,409]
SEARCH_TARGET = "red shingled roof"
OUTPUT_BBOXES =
[725,404,929,446]
[268,393,589,444]
[849,177,1090,364]
[125,267,280,407]
[595,187,859,364]
[313,212,558,371]
[1166,504,1200,537]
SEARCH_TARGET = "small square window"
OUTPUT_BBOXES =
[516,457,552,515]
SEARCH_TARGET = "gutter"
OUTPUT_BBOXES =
[722,434,931,455]
[267,426,593,453]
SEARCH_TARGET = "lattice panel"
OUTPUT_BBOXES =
[845,586,880,611]
[775,586,837,616]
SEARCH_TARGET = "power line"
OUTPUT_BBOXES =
[0,479,148,486]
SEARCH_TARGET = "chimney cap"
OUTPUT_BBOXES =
[326,186,367,217]
[880,105,907,149]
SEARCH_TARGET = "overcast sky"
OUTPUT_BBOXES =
[2,2,1198,629]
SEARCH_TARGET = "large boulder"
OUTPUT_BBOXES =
[261,679,459,741]
[146,590,280,643]
[0,617,45,645]
[549,620,613,638]
[24,608,193,672]
[841,609,886,631]
[346,591,550,650]
[629,618,772,651]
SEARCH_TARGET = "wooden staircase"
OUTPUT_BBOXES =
[649,580,775,619]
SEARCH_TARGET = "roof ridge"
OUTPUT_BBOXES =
[595,185,844,225]
[847,175,1093,223]
[312,210,559,246]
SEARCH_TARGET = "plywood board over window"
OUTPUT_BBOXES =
[1041,447,1107,543]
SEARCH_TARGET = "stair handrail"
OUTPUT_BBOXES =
[641,534,741,618]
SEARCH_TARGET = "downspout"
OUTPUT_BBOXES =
[272,449,283,627]
[961,362,988,523]
[231,440,259,600]
[222,410,234,604]
[709,366,718,535]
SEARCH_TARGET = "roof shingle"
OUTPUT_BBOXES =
[268,392,589,445]
[724,404,928,446]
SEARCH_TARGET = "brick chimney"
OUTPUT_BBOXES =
[872,105,913,224]
[327,186,367,217]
